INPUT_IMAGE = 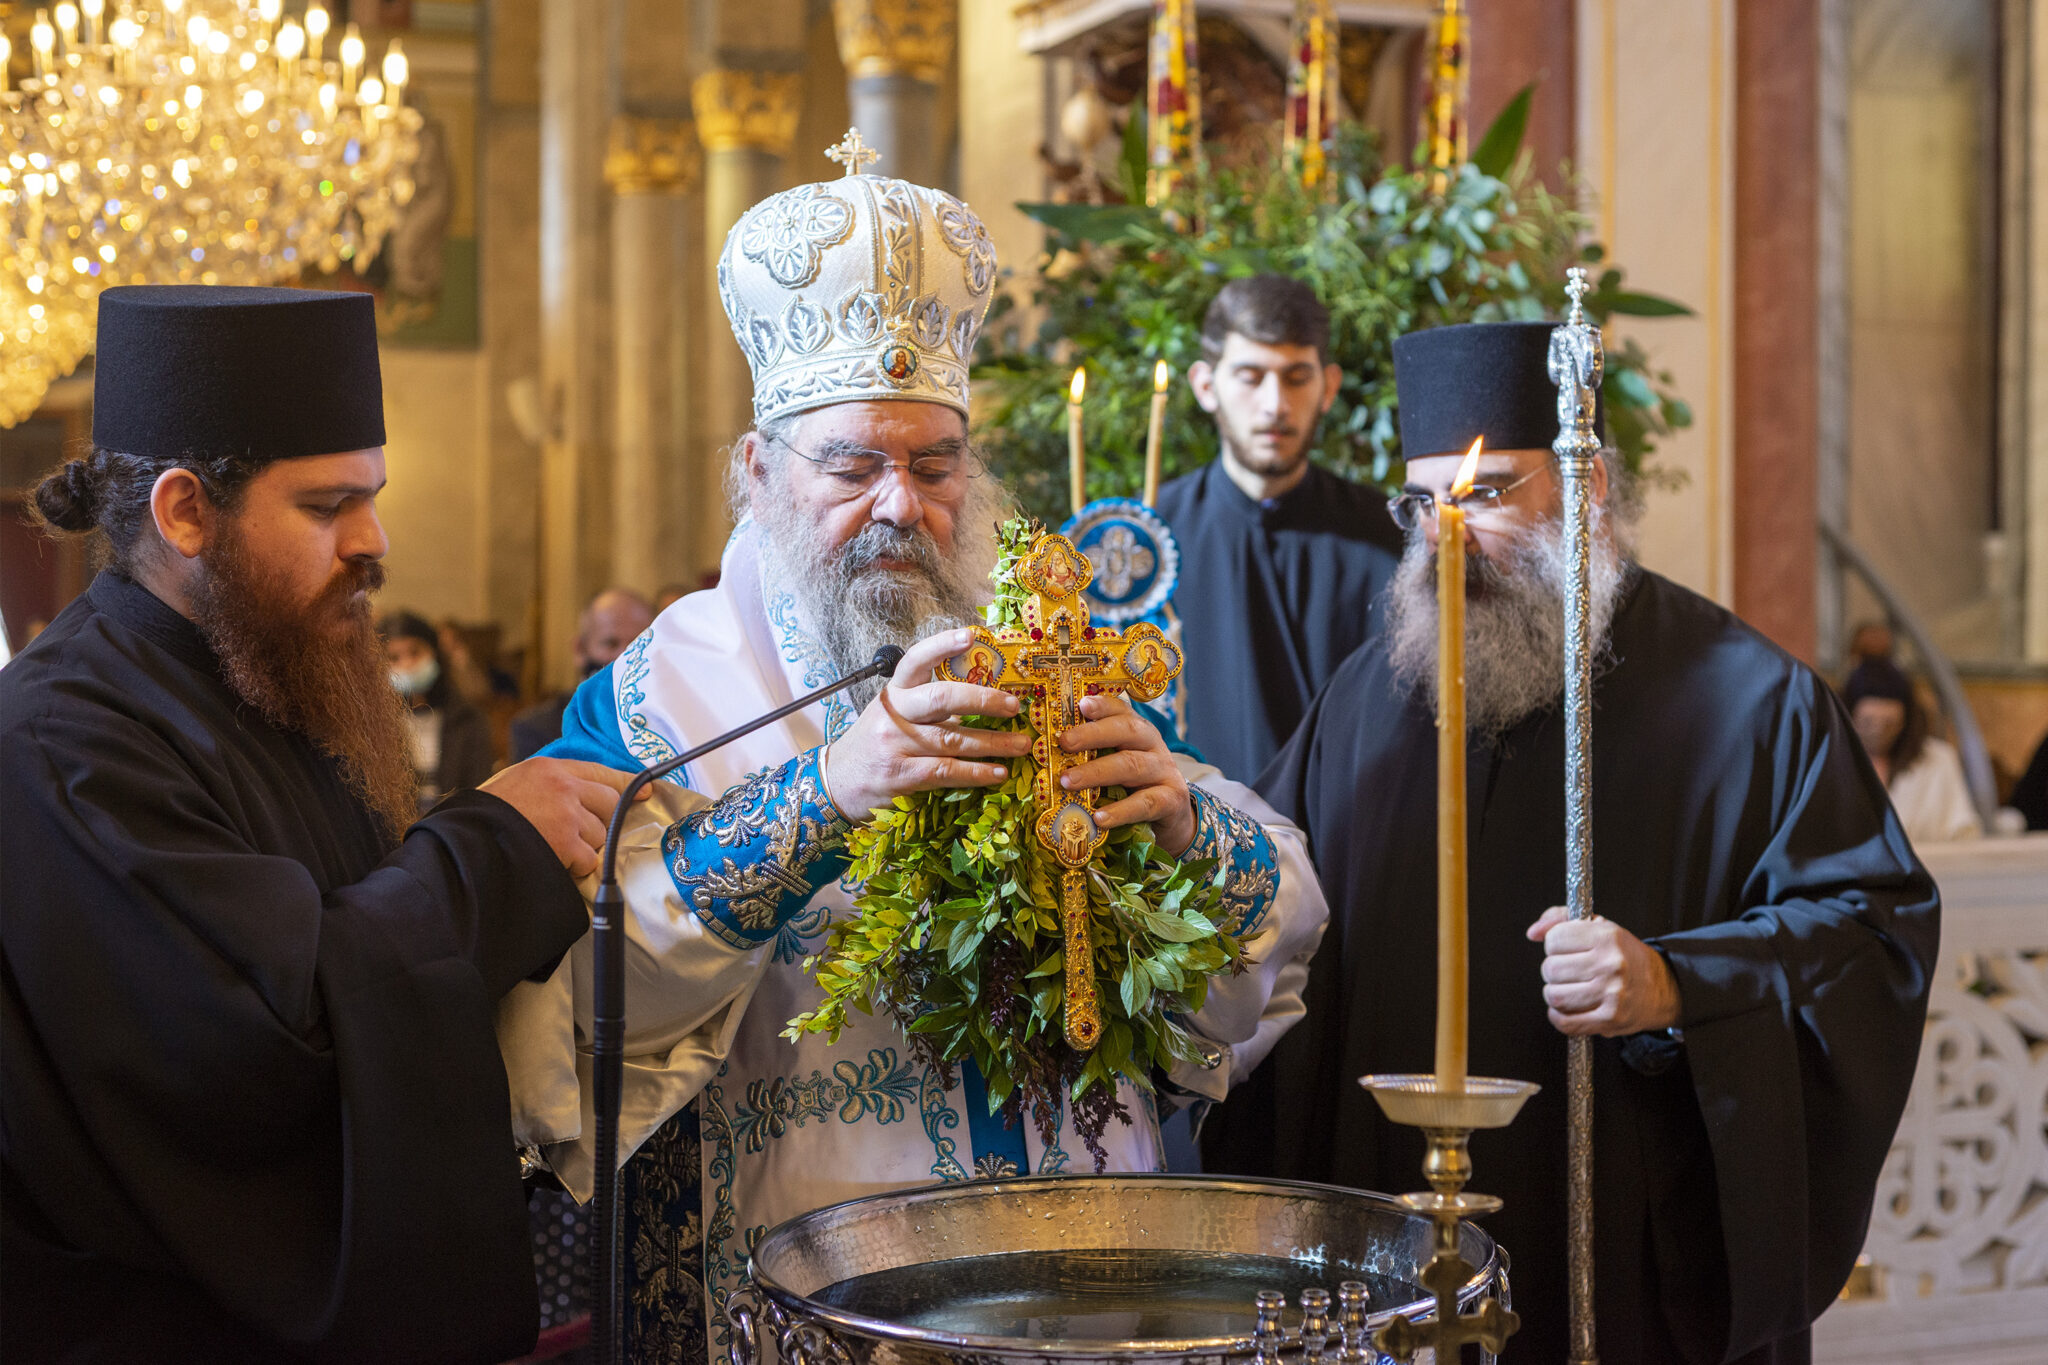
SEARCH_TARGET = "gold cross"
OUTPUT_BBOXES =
[824,126,881,177]
[938,533,1184,1050]
[1373,1234,1520,1362]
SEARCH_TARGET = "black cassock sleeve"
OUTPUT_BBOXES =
[2,706,587,1361]
[1646,673,1938,1358]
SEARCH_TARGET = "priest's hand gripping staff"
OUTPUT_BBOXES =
[587,645,904,1365]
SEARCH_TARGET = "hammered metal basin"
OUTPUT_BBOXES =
[741,1174,1503,1364]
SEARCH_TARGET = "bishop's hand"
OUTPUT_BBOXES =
[1528,906,1683,1037]
[823,629,1031,822]
[1055,693,1196,857]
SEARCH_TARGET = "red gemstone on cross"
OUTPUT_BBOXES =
[1030,628,1044,641]
[1082,626,1095,640]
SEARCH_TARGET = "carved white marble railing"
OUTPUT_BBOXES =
[1814,835,2048,1365]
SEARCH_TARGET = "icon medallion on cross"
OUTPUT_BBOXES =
[937,533,1184,1050]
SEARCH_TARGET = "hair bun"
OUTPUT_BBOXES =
[34,458,103,533]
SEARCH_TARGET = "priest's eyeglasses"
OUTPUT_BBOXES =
[1386,465,1547,532]
[775,437,981,497]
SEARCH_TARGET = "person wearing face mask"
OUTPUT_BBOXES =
[379,609,495,811]
[2,286,645,1361]
[494,136,1329,1362]
[1843,656,1980,844]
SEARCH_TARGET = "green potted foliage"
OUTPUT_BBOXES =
[972,87,1694,521]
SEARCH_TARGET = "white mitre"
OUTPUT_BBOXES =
[718,127,998,427]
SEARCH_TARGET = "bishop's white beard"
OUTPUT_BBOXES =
[750,467,1012,709]
[1385,508,1629,736]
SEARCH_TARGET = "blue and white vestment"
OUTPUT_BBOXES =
[496,521,1327,1361]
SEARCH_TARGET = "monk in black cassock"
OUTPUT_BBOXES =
[1155,275,1402,782]
[0,286,644,1362]
[1201,322,1938,1363]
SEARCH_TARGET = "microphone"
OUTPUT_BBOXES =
[588,644,903,1365]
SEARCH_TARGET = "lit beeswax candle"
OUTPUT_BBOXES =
[1435,436,1484,1093]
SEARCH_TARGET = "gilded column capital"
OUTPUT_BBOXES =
[831,0,957,85]
[604,116,704,194]
[691,71,805,156]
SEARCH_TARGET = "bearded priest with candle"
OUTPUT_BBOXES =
[494,132,1328,1363]
[1201,321,1938,1365]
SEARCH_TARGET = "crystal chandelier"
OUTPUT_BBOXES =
[1,1,422,426]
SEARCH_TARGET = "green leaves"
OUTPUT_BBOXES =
[1016,202,1164,246]
[973,115,1696,524]
[787,517,1252,1135]
[1471,83,1534,180]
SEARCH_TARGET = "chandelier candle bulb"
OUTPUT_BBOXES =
[305,5,330,62]
[339,24,362,95]
[1142,359,1171,507]
[80,0,101,47]
[55,3,79,50]
[381,39,407,105]
[1,34,11,93]
[1068,366,1088,517]
[31,13,54,79]
[1435,436,1483,1094]
[275,18,303,80]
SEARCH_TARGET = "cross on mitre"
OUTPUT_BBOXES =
[825,126,881,177]
[937,532,1184,1050]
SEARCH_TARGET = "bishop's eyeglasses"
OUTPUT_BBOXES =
[776,436,981,497]
[1385,464,1547,532]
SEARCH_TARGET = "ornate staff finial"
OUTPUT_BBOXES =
[1564,265,1591,328]
[824,126,880,177]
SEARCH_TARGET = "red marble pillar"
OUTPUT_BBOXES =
[1732,0,1819,661]
[1468,0,1576,180]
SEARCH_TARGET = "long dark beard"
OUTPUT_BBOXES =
[190,521,419,843]
[1385,513,1627,736]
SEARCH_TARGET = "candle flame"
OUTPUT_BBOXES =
[1153,359,1170,392]
[1449,437,1484,499]
[1069,367,1087,404]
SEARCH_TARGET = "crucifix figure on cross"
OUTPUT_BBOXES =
[937,532,1184,1050]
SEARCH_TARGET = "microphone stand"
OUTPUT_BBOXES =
[587,644,904,1365]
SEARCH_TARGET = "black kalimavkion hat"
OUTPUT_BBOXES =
[91,285,385,460]
[1392,320,1606,460]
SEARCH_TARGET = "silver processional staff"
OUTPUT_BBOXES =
[1549,265,1604,1365]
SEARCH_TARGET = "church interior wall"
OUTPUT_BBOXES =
[1576,0,1736,609]
[958,0,1050,337]
[1841,0,2003,664]
[377,348,488,624]
[9,0,2046,748]
[2025,0,2048,662]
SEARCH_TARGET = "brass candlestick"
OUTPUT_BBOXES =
[1359,1074,1538,1363]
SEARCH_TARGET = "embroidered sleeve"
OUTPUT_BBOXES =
[1182,785,1281,936]
[660,748,851,949]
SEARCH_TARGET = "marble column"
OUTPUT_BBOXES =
[538,0,620,688]
[831,0,955,186]
[1733,0,1819,663]
[479,0,546,680]
[1468,0,1575,184]
[691,69,803,571]
[606,116,702,595]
